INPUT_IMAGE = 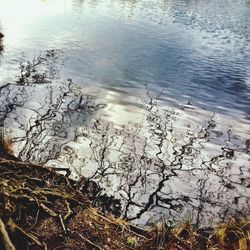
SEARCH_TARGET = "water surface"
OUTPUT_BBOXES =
[0,0,249,225]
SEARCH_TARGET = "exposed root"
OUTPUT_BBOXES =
[0,149,249,249]
[0,219,15,250]
[7,219,45,248]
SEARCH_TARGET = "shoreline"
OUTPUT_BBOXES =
[0,140,249,249]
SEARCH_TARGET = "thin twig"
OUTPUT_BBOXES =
[70,229,103,250]
[59,214,67,235]
[28,209,40,230]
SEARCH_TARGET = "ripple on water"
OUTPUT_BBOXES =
[0,0,249,225]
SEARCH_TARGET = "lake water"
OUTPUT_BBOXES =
[0,0,249,226]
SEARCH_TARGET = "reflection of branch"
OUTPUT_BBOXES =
[16,50,63,85]
[0,33,4,54]
[1,52,249,226]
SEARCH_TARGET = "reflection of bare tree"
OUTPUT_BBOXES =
[0,30,3,54]
[0,51,249,226]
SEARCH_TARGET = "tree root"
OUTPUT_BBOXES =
[0,219,15,250]
[7,219,45,248]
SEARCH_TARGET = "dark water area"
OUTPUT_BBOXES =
[0,0,249,226]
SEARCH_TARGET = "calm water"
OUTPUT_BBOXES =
[0,0,249,225]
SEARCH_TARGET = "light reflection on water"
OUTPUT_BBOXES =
[0,0,250,117]
[0,0,249,225]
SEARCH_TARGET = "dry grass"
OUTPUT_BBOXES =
[141,218,250,250]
